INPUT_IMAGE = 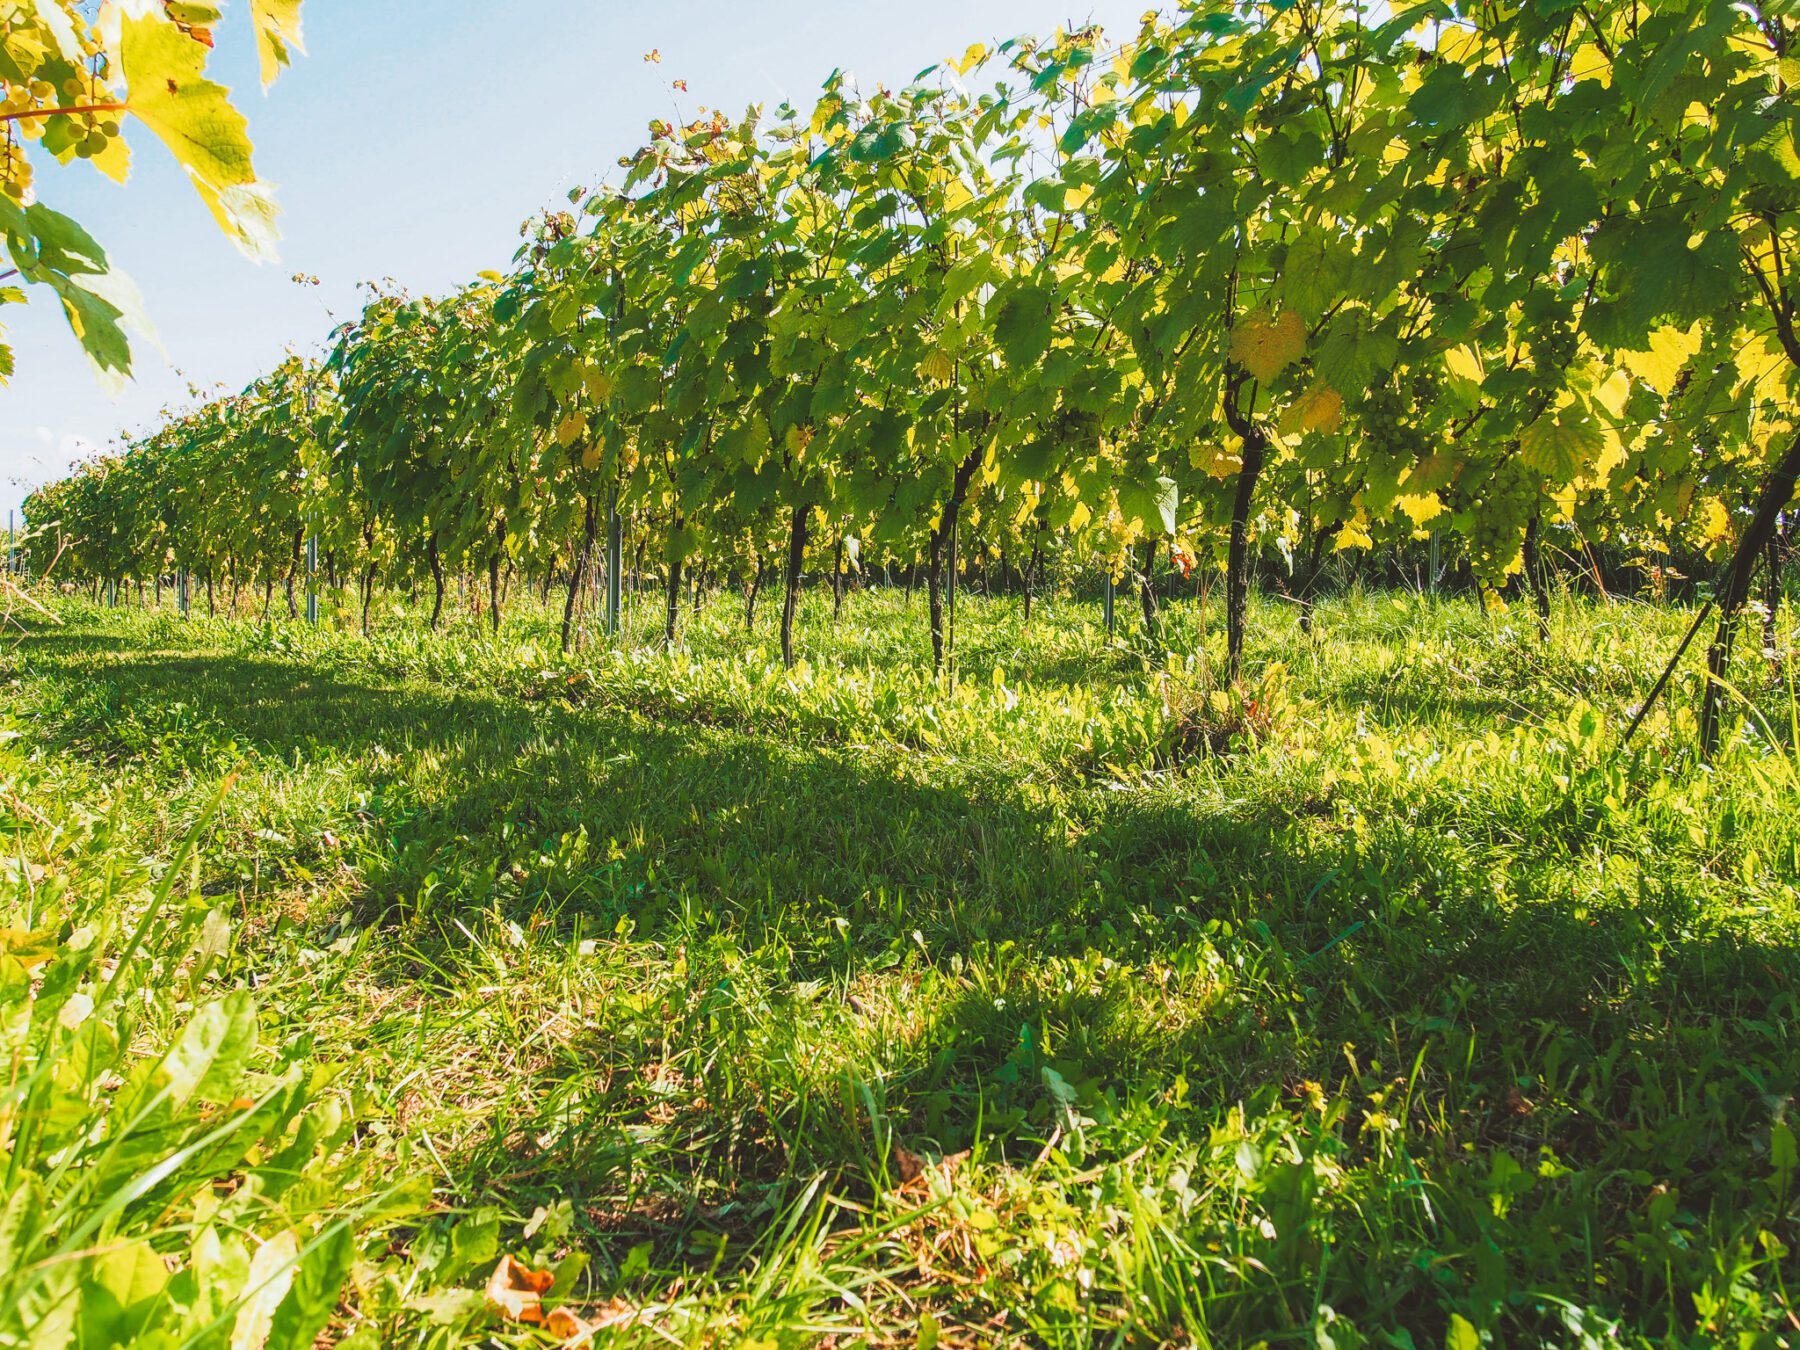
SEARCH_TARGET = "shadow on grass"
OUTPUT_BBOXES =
[18,623,1800,1340]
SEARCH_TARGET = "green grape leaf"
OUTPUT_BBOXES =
[1408,63,1504,131]
[992,282,1055,367]
[1315,307,1397,399]
[1119,475,1178,536]
[1257,126,1323,187]
[0,198,158,387]
[849,122,913,164]
[6,197,106,278]
[1006,436,1061,486]
[1584,218,1735,347]
[1519,404,1604,481]
[41,269,133,387]
[1278,230,1355,323]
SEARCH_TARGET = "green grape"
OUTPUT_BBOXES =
[1459,454,1536,583]
[1533,325,1577,375]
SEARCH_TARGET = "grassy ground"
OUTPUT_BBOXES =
[4,581,1799,1348]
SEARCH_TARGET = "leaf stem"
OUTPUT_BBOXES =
[0,102,128,127]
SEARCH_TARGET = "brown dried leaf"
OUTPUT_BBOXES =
[893,1145,971,1196]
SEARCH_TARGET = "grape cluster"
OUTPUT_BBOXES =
[1,141,29,203]
[1359,385,1430,462]
[1456,455,1537,583]
[38,110,118,162]
[1533,324,1577,373]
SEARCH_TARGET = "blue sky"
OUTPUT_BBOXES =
[1,0,1153,526]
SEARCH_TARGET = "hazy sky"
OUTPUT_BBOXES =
[1,1,1155,527]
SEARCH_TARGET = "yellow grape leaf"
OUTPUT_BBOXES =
[1396,491,1444,526]
[1699,496,1732,545]
[953,42,988,74]
[1618,324,1700,397]
[1279,382,1344,435]
[1592,368,1632,420]
[580,445,601,471]
[1732,330,1788,391]
[1591,425,1627,482]
[34,0,88,64]
[1435,25,1484,65]
[1444,344,1484,386]
[918,348,954,383]
[1228,307,1305,383]
[248,0,306,88]
[555,412,588,447]
[1189,442,1242,479]
[582,365,616,402]
[1567,41,1612,86]
[89,127,132,185]
[121,12,279,261]
[1334,512,1374,551]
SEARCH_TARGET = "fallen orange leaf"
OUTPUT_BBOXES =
[485,1254,555,1324]
[546,1298,636,1343]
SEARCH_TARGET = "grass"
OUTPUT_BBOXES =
[4,579,1799,1348]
